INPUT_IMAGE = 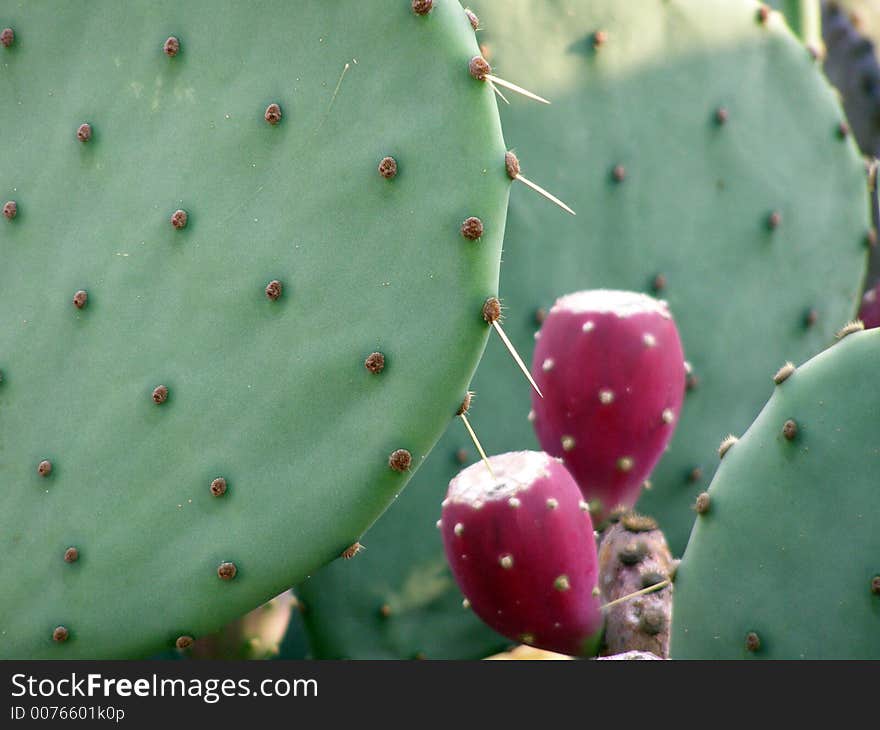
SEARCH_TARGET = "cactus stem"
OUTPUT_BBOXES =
[600,579,670,611]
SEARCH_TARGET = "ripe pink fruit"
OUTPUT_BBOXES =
[531,290,685,522]
[858,281,880,329]
[441,451,603,656]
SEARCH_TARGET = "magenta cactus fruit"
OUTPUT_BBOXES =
[530,290,686,522]
[858,282,880,330]
[440,451,603,656]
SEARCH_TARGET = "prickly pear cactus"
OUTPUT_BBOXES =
[295,0,868,658]
[672,328,880,659]
[0,0,510,659]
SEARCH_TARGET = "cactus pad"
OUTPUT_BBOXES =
[671,329,880,659]
[0,0,509,658]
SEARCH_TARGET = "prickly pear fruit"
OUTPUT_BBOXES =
[440,451,603,656]
[858,282,880,328]
[530,291,685,523]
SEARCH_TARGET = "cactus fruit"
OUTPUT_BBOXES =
[821,2,880,286]
[530,291,685,523]
[0,0,511,659]
[597,514,675,658]
[294,0,869,659]
[858,281,880,327]
[823,1,880,158]
[671,329,880,659]
[440,451,603,657]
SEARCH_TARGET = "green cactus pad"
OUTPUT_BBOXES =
[671,329,880,659]
[0,0,509,659]
[296,0,868,659]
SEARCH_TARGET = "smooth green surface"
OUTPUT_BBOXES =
[296,0,868,659]
[0,0,509,659]
[672,330,880,659]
